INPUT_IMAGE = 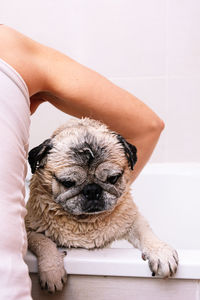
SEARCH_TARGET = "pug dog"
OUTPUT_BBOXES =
[25,118,178,293]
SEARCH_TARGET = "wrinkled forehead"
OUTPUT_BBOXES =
[51,131,125,169]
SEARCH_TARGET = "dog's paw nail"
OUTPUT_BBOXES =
[152,272,156,277]
[61,275,67,285]
[142,253,147,261]
[61,250,67,258]
[45,282,49,290]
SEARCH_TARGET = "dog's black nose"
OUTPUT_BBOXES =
[82,183,104,213]
[82,183,102,200]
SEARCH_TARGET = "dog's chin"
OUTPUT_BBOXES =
[63,205,115,217]
[79,207,113,215]
[55,197,117,217]
[74,211,108,220]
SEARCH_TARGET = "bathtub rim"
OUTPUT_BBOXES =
[25,248,200,280]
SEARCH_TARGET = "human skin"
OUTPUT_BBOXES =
[0,25,164,183]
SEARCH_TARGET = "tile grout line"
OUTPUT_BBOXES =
[164,0,169,162]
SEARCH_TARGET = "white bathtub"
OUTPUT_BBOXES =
[25,163,200,300]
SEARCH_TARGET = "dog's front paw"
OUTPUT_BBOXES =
[38,251,67,293]
[142,243,179,278]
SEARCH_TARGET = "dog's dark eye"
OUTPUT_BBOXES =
[107,174,121,184]
[54,176,76,188]
[61,180,76,188]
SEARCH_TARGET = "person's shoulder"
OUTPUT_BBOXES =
[0,25,30,57]
[0,25,45,95]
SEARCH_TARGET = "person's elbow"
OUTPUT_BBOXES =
[149,116,165,137]
[153,116,165,131]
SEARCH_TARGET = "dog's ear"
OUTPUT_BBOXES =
[28,139,53,174]
[115,134,137,170]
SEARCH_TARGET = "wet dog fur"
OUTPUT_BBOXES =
[25,118,178,292]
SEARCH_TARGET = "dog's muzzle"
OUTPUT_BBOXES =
[81,183,105,213]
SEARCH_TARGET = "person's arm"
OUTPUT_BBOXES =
[0,25,164,183]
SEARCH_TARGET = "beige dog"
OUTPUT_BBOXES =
[25,118,178,292]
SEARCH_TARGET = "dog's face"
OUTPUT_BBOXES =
[29,118,137,216]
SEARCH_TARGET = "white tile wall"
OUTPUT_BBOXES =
[166,78,200,161]
[1,0,200,162]
[29,103,73,149]
[67,0,166,77]
[167,0,200,78]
